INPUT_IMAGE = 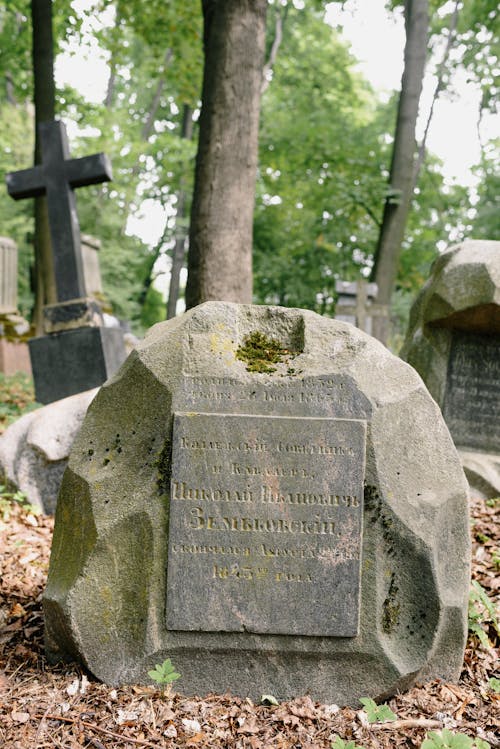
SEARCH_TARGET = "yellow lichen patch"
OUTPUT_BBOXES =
[209,333,236,365]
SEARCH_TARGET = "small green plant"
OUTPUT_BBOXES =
[468,580,500,648]
[487,676,500,693]
[421,729,490,748]
[359,696,396,723]
[475,532,490,544]
[0,485,39,521]
[236,331,296,373]
[331,737,366,749]
[147,658,181,691]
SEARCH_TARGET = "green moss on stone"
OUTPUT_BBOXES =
[236,331,296,374]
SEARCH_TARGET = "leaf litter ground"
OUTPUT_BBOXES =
[0,497,498,749]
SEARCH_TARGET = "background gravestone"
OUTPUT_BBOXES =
[334,279,383,337]
[0,388,97,514]
[44,302,470,705]
[81,234,104,298]
[6,120,126,403]
[0,236,32,375]
[401,239,500,498]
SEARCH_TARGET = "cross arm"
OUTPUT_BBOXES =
[6,165,45,200]
[66,153,113,188]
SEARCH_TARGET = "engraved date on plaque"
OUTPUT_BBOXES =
[166,413,366,637]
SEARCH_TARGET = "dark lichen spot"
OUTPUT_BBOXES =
[88,448,94,457]
[236,331,298,374]
[103,457,111,466]
[382,572,400,634]
[156,439,172,496]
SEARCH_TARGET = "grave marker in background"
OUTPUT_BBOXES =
[401,239,500,497]
[81,234,103,298]
[0,236,32,375]
[0,236,18,314]
[6,120,125,403]
[334,279,388,339]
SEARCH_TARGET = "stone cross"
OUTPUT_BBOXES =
[6,120,112,303]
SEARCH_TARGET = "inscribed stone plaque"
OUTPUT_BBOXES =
[166,412,366,637]
[442,331,500,452]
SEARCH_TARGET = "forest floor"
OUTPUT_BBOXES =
[0,494,498,749]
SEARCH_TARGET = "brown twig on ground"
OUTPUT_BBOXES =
[35,713,161,748]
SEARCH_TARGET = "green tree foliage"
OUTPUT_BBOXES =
[253,6,469,317]
[254,8,385,313]
[65,0,202,326]
[1,0,202,330]
[0,0,492,331]
[469,139,500,239]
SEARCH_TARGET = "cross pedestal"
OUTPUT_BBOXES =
[6,120,126,403]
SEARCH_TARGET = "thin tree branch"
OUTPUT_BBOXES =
[349,193,383,229]
[413,0,460,187]
[35,714,159,748]
[141,47,173,141]
[261,5,288,94]
[167,104,194,319]
[5,72,16,104]
[137,214,172,308]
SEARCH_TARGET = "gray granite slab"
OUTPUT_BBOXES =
[167,412,365,636]
[442,331,500,452]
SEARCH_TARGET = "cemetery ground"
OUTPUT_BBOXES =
[0,377,498,749]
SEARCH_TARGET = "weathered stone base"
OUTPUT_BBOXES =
[30,326,126,404]
[43,297,103,333]
[460,450,500,499]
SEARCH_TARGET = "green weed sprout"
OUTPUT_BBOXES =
[148,658,181,692]
[421,729,490,748]
[468,580,500,648]
[331,737,365,749]
[358,696,396,722]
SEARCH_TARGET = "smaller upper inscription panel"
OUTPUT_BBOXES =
[166,412,366,637]
[443,331,500,452]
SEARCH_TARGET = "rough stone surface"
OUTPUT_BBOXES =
[0,389,97,513]
[401,239,500,496]
[44,302,470,705]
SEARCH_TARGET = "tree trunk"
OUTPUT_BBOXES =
[185,0,267,309]
[370,0,428,344]
[32,0,56,332]
[167,105,193,319]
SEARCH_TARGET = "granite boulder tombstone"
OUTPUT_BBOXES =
[401,239,500,497]
[44,302,470,704]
